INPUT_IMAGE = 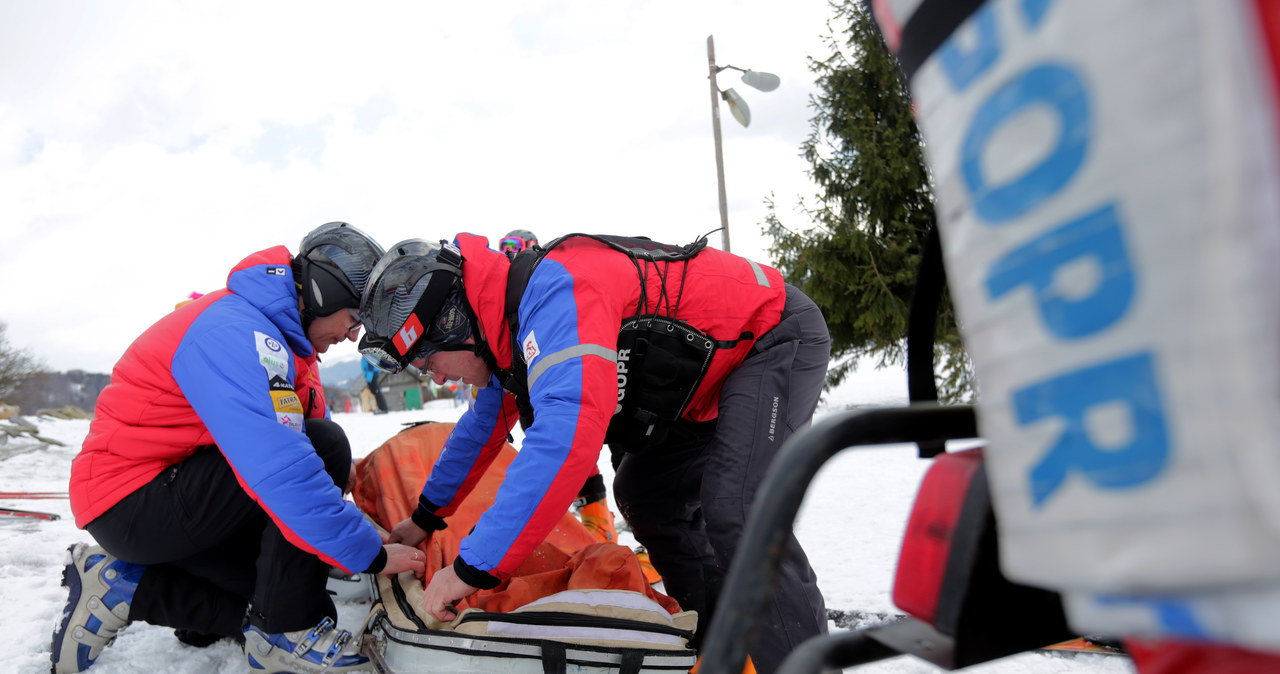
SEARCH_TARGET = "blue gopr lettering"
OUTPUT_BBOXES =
[1020,0,1054,28]
[1014,352,1170,507]
[962,64,1089,223]
[938,4,1001,91]
[986,203,1134,339]
[1096,595,1209,639]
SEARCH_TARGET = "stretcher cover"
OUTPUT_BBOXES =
[351,422,698,671]
[872,0,1280,649]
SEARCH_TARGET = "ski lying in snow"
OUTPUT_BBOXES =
[0,491,68,499]
[1042,637,1127,656]
[0,506,60,520]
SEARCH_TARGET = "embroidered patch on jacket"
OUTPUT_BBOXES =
[271,390,304,415]
[255,331,302,431]
[522,331,540,365]
[255,331,289,381]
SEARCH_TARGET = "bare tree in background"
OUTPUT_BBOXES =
[0,322,45,401]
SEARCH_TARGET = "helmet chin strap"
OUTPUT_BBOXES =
[294,258,317,334]
[299,305,316,335]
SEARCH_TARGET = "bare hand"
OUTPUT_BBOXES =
[344,463,358,496]
[421,563,480,622]
[380,543,427,577]
[388,517,429,547]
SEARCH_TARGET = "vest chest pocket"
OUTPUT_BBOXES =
[605,315,715,454]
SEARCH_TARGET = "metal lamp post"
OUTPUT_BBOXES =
[707,35,780,253]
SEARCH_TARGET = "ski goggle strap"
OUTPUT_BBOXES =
[361,329,474,374]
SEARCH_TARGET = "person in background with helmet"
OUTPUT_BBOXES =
[358,233,830,673]
[498,228,538,257]
[53,222,427,674]
[495,229,618,546]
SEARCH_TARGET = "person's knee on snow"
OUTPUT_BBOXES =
[56,223,433,672]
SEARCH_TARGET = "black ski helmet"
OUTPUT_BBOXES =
[358,239,473,373]
[294,222,385,328]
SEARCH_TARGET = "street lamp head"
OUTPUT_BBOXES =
[717,64,782,93]
[722,88,751,127]
[740,69,780,92]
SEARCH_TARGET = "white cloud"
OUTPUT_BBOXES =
[0,0,835,373]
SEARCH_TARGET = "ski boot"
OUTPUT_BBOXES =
[576,498,618,544]
[573,474,617,544]
[633,546,663,585]
[50,542,145,673]
[243,616,371,673]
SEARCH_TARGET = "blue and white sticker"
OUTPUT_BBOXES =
[255,331,302,431]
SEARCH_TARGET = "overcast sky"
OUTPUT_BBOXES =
[1,1,840,374]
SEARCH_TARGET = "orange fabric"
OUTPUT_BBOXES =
[352,422,681,615]
[690,654,756,673]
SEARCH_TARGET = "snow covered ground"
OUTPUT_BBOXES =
[0,365,1133,673]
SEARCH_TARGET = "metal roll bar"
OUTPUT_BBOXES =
[697,404,979,674]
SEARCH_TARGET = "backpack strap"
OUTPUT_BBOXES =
[497,232,712,432]
[500,246,545,429]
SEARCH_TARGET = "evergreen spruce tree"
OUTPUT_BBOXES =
[766,0,972,402]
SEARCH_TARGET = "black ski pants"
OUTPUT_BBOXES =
[612,284,831,674]
[86,418,352,636]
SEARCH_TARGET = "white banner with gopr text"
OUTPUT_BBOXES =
[880,0,1280,649]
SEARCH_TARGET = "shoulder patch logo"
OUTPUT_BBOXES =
[255,331,289,381]
[266,266,287,276]
[522,330,540,365]
[276,411,305,431]
[271,390,304,415]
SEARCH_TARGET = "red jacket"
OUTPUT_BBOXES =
[421,233,787,583]
[71,247,381,574]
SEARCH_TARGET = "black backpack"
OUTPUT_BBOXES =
[499,233,734,453]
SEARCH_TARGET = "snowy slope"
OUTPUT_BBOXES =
[0,367,1133,673]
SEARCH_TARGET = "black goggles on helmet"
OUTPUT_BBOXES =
[359,324,473,374]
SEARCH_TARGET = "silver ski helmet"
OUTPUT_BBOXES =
[358,239,472,373]
[294,222,385,324]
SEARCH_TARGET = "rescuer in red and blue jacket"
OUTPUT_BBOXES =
[358,233,832,673]
[54,223,427,674]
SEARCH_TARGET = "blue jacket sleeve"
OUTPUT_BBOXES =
[455,261,615,578]
[172,310,382,574]
[420,377,514,514]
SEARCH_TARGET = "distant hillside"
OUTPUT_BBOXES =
[2,355,369,417]
[8,370,110,414]
[319,354,364,389]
